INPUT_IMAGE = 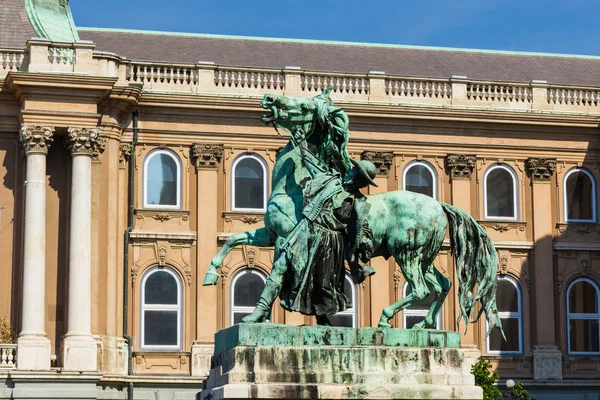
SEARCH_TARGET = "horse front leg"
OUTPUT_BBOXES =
[202,227,274,286]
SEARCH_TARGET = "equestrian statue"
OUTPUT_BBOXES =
[203,89,503,337]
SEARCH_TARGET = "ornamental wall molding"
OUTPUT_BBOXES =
[525,157,557,182]
[66,127,104,157]
[445,154,477,180]
[360,151,393,176]
[191,143,224,170]
[19,125,55,155]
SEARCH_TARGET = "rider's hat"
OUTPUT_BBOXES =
[350,158,378,187]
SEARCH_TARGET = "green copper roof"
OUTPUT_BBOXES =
[25,0,79,42]
[78,27,600,61]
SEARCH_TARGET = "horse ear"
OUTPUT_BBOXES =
[328,106,342,114]
[315,99,330,125]
[322,87,332,96]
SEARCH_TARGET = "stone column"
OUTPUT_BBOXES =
[445,155,478,346]
[62,127,103,371]
[17,125,54,370]
[361,151,394,327]
[190,144,223,377]
[525,158,562,380]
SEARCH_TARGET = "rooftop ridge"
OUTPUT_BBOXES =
[78,27,600,61]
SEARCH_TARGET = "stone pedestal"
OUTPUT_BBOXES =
[201,324,482,400]
[533,346,563,380]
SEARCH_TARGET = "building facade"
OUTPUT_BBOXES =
[0,1,599,399]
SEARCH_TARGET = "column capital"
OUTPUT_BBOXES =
[525,158,556,182]
[119,143,132,167]
[360,151,393,176]
[66,127,104,157]
[19,125,54,155]
[191,143,224,170]
[445,154,477,180]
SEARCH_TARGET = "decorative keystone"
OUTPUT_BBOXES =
[191,143,224,170]
[525,158,556,182]
[19,125,55,155]
[445,154,477,180]
[360,151,393,176]
[66,127,103,157]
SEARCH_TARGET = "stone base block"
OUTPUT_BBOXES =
[17,335,51,370]
[62,334,98,372]
[192,342,214,377]
[533,346,563,380]
[201,324,482,400]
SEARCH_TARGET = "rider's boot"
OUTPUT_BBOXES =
[241,278,282,323]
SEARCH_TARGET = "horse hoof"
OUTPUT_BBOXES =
[378,320,392,328]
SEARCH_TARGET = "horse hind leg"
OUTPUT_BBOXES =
[413,266,451,329]
[378,252,430,328]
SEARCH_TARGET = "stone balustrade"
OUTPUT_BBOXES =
[0,344,17,369]
[2,39,600,114]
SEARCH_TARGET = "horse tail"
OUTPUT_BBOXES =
[441,202,504,339]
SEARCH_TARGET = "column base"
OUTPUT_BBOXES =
[191,342,214,377]
[61,334,98,372]
[16,334,51,370]
[533,345,563,380]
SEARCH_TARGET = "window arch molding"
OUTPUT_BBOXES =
[402,160,438,199]
[486,274,523,355]
[140,266,183,350]
[142,148,182,209]
[230,268,268,326]
[401,281,442,330]
[566,277,600,355]
[231,153,269,212]
[483,164,519,220]
[563,167,597,223]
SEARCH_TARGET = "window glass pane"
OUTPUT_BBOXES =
[405,315,425,329]
[569,281,598,314]
[489,317,520,352]
[144,270,178,305]
[144,310,177,346]
[405,285,436,311]
[566,171,593,221]
[235,157,264,209]
[344,278,353,308]
[328,314,353,328]
[486,167,515,218]
[405,165,434,198]
[233,271,265,307]
[496,279,519,313]
[146,153,178,206]
[569,319,599,353]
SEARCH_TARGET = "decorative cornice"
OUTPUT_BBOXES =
[119,143,132,167]
[190,143,224,170]
[360,151,393,176]
[66,127,103,157]
[525,158,557,182]
[19,124,54,155]
[445,154,477,180]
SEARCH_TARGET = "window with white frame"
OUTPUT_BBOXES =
[564,168,597,223]
[141,267,182,349]
[402,282,442,329]
[487,275,523,354]
[484,164,518,220]
[143,149,181,208]
[403,161,437,199]
[232,154,268,211]
[328,274,358,328]
[230,269,267,325]
[567,278,600,354]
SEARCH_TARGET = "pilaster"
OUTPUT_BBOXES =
[191,143,223,376]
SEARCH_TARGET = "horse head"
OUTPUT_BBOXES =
[260,89,353,175]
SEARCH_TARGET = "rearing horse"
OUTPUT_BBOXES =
[203,90,503,336]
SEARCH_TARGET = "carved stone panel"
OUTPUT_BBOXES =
[360,151,393,176]
[191,143,224,170]
[445,154,477,180]
[525,158,556,182]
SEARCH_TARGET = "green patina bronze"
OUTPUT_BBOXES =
[25,0,80,43]
[203,89,503,338]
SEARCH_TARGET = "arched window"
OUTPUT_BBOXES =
[564,168,597,223]
[487,275,523,354]
[484,164,518,220]
[329,275,358,328]
[143,149,181,208]
[230,269,267,325]
[232,154,268,211]
[567,278,600,354]
[403,161,437,199]
[402,282,442,329]
[141,267,182,349]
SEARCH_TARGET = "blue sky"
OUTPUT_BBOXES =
[70,0,600,56]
